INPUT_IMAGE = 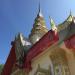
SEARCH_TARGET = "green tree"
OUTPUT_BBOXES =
[0,64,4,75]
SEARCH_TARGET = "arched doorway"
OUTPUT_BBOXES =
[50,48,70,75]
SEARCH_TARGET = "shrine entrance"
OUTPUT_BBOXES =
[50,48,70,75]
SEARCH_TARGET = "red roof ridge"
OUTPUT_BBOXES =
[24,30,59,72]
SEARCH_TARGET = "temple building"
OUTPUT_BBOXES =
[1,6,75,75]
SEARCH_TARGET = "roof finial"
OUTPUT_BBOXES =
[38,1,43,17]
[39,1,41,13]
[70,9,72,16]
[49,16,57,31]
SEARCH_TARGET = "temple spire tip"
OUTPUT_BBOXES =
[70,9,72,16]
[39,1,41,13]
[38,1,43,17]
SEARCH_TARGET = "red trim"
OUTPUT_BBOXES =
[1,30,59,74]
[64,35,75,50]
[24,30,59,72]
[1,43,16,75]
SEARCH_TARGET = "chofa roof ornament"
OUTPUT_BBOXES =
[67,10,73,22]
[49,16,57,32]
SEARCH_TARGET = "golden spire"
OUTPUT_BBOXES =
[29,4,48,44]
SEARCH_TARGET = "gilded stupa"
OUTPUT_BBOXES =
[29,4,48,44]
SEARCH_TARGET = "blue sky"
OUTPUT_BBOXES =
[0,0,75,64]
